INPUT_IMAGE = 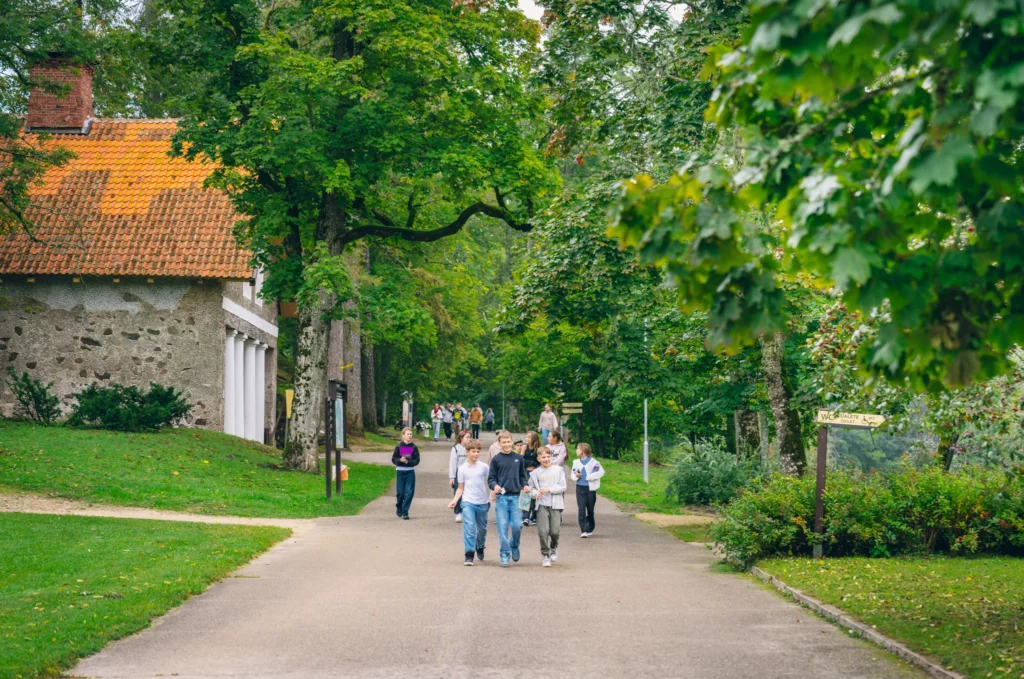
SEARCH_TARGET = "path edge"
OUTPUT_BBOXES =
[749,566,964,679]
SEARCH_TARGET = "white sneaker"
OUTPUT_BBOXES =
[580,532,589,538]
[550,549,558,563]
[455,514,463,523]
[542,557,551,568]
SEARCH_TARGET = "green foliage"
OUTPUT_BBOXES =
[760,556,1024,679]
[665,441,765,505]
[68,382,193,432]
[0,421,395,518]
[612,0,1024,391]
[4,368,60,425]
[0,512,287,679]
[714,464,1024,566]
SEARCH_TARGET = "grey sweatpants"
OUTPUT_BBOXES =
[537,505,562,557]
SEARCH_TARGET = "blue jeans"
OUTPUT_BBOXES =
[461,502,489,553]
[541,429,550,446]
[395,470,415,516]
[494,494,523,557]
[433,421,441,439]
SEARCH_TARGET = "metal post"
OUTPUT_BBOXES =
[813,426,827,558]
[502,385,506,430]
[643,398,649,484]
[643,318,650,484]
[325,397,332,500]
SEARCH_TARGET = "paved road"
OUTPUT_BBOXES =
[74,434,921,679]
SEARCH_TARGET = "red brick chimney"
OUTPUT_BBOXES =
[26,58,93,131]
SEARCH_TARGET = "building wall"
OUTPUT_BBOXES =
[0,277,225,427]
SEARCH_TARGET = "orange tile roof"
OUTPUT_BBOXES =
[0,119,253,279]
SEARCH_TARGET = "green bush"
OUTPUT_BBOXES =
[68,383,193,432]
[5,368,61,425]
[665,441,765,505]
[712,464,1024,566]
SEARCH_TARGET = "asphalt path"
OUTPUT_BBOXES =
[73,433,921,679]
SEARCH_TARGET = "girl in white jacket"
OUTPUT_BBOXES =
[570,443,604,538]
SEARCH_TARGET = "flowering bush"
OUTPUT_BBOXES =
[712,463,1024,566]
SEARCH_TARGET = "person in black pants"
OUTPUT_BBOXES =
[521,432,541,526]
[392,428,421,519]
[570,442,604,537]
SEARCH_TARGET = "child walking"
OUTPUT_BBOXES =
[448,429,471,523]
[570,443,604,537]
[528,446,566,567]
[547,430,567,468]
[392,428,420,520]
[448,440,490,565]
[488,431,529,567]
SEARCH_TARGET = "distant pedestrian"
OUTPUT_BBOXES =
[488,431,529,567]
[469,403,483,438]
[448,429,471,523]
[442,404,454,441]
[522,432,541,526]
[528,446,566,567]
[538,404,559,446]
[392,428,421,520]
[570,442,603,537]
[448,439,490,565]
[452,402,466,433]
[484,408,495,432]
[431,403,444,442]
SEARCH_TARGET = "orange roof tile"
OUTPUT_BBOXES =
[0,119,252,279]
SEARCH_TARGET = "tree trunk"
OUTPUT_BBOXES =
[757,410,770,462]
[361,339,377,432]
[725,413,737,455]
[735,409,760,458]
[759,333,807,475]
[938,430,961,471]
[284,289,333,471]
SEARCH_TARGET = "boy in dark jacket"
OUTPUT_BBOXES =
[392,428,421,519]
[487,432,529,567]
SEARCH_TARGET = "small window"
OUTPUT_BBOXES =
[254,270,264,307]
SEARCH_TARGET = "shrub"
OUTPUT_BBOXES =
[5,368,61,425]
[665,441,765,505]
[68,382,192,432]
[712,463,1024,566]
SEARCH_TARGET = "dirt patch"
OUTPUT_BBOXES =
[635,512,716,527]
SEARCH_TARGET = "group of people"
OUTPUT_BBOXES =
[390,421,605,569]
[431,403,495,441]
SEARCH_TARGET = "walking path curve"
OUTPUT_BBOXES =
[68,434,922,679]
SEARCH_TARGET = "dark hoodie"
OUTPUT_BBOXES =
[392,442,421,471]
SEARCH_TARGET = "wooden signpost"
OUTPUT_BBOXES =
[813,409,886,557]
[562,402,583,415]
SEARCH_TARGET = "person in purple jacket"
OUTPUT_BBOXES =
[392,428,421,520]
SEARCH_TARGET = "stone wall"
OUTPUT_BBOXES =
[0,277,224,427]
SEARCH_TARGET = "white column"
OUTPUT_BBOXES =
[234,334,246,438]
[244,338,257,441]
[255,342,267,444]
[224,330,237,435]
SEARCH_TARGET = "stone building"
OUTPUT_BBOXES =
[0,60,278,441]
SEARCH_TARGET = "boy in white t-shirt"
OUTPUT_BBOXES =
[448,439,490,565]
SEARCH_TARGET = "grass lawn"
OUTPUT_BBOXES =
[0,422,393,518]
[758,556,1024,678]
[665,523,714,543]
[0,512,288,679]
[589,454,680,514]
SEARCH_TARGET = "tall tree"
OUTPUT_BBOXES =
[612,0,1024,392]
[160,0,558,469]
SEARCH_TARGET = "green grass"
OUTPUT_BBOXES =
[361,431,397,447]
[666,523,714,543]
[758,556,1024,678]
[0,422,394,518]
[0,512,288,679]
[587,454,680,513]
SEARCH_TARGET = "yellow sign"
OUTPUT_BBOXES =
[339,362,354,371]
[285,389,294,419]
[562,402,583,408]
[815,410,886,428]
